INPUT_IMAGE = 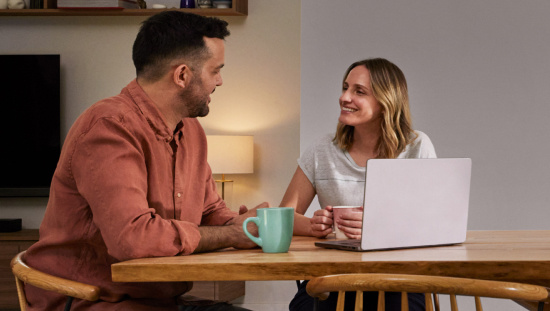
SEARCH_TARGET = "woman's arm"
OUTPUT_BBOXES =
[280,167,332,237]
[280,166,315,236]
[280,167,315,214]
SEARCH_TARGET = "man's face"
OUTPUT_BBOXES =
[181,37,225,118]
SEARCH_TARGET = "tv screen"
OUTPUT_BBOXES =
[0,55,61,197]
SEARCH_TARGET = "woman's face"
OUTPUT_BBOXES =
[338,66,383,128]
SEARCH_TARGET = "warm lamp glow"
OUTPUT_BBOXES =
[207,135,254,175]
[206,135,254,209]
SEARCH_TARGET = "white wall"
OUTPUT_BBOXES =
[301,1,550,310]
[0,1,300,310]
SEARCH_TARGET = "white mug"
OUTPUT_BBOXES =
[332,206,362,239]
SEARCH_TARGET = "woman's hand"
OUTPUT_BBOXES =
[334,207,363,239]
[309,207,334,238]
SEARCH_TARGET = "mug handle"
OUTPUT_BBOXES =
[243,217,262,247]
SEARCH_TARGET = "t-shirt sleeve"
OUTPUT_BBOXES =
[416,131,437,158]
[400,131,438,159]
[297,142,317,187]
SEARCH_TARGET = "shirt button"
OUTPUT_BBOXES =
[177,193,182,198]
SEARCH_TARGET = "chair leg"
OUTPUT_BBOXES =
[355,290,363,311]
[14,277,27,311]
[425,293,434,311]
[433,293,440,311]
[401,292,409,311]
[474,296,483,311]
[336,291,345,311]
[63,297,74,311]
[538,302,545,311]
[378,291,385,311]
[450,294,458,311]
[313,297,319,311]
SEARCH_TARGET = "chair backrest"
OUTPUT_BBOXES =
[10,250,101,311]
[306,273,550,311]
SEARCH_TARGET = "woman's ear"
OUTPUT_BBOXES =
[174,64,191,89]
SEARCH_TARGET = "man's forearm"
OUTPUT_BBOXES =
[193,225,239,254]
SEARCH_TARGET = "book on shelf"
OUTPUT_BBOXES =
[29,0,44,9]
[57,0,139,9]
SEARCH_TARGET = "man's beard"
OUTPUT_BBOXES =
[188,96,209,118]
[181,76,210,118]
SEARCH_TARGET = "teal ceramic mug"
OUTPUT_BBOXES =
[242,207,294,253]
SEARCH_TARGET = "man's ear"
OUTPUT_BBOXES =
[174,64,192,88]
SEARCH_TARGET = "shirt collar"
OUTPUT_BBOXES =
[125,79,184,142]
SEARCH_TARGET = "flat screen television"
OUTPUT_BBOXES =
[0,55,61,197]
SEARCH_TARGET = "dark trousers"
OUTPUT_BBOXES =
[289,280,426,311]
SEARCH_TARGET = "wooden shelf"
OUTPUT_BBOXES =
[0,0,246,16]
[0,230,38,309]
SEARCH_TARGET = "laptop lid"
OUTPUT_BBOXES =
[315,158,472,251]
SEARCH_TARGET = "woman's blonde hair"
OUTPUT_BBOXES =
[333,58,416,159]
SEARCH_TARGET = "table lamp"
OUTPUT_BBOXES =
[206,135,253,209]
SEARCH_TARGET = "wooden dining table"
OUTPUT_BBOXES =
[111,230,550,287]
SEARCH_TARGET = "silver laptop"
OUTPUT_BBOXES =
[315,158,472,251]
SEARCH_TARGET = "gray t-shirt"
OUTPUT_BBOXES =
[298,131,437,209]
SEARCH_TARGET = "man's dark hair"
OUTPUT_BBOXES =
[132,11,230,81]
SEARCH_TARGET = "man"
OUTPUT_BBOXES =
[24,11,263,310]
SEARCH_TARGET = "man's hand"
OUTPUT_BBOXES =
[238,205,248,215]
[195,202,270,253]
[227,202,270,249]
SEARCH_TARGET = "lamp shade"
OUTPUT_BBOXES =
[206,135,254,174]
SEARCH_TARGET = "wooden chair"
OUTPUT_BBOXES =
[10,250,101,311]
[306,273,550,311]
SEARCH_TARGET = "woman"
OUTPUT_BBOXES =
[282,58,436,311]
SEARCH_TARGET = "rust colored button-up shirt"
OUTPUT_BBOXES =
[24,79,236,310]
